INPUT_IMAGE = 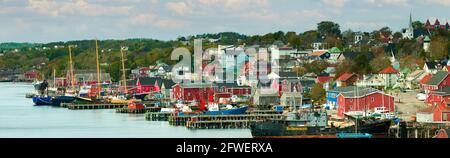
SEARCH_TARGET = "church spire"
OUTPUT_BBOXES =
[409,12,413,28]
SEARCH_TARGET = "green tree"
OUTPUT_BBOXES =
[317,21,341,37]
[310,83,326,105]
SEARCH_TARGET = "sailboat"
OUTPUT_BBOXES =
[51,46,77,106]
[108,47,133,104]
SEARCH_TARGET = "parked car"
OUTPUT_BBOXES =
[417,93,427,101]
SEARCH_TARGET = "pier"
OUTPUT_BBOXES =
[187,120,264,129]
[116,107,162,114]
[65,103,127,110]
[169,114,284,128]
[388,122,450,138]
[145,112,174,121]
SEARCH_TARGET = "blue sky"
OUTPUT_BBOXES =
[0,0,449,43]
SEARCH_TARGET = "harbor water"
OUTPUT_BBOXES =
[0,82,252,138]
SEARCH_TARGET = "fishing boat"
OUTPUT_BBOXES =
[336,133,373,138]
[250,110,392,138]
[51,95,76,106]
[178,102,249,116]
[250,91,393,138]
[32,96,53,105]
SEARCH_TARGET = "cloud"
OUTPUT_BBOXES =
[26,0,131,17]
[166,1,193,16]
[365,0,409,7]
[322,0,348,7]
[130,13,188,28]
[424,0,450,6]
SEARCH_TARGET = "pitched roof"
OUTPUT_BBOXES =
[431,86,450,96]
[309,50,329,57]
[316,76,333,83]
[425,62,438,69]
[426,71,450,86]
[339,87,381,98]
[329,47,341,54]
[379,66,399,74]
[337,72,355,81]
[339,52,375,61]
[420,74,433,85]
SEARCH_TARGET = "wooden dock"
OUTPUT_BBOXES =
[388,122,450,138]
[116,107,161,114]
[145,112,174,121]
[169,114,284,127]
[66,103,127,110]
[187,120,264,129]
[246,110,281,115]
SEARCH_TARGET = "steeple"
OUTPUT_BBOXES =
[409,12,413,28]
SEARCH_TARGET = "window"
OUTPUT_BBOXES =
[372,97,375,102]
[350,99,353,102]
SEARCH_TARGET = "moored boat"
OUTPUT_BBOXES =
[52,95,76,106]
[32,96,53,105]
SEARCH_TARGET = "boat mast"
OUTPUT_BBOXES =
[68,46,75,94]
[53,68,56,88]
[120,47,128,94]
[95,40,101,98]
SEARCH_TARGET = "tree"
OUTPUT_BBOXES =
[430,36,449,60]
[310,83,326,105]
[304,60,329,75]
[370,55,391,73]
[317,21,341,37]
[351,54,372,75]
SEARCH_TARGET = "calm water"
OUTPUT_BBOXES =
[0,82,252,138]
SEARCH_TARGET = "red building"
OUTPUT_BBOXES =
[423,71,450,92]
[172,83,217,102]
[337,88,395,118]
[127,77,175,94]
[423,87,450,122]
[215,82,252,99]
[24,70,39,79]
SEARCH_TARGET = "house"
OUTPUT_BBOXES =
[336,88,395,118]
[313,38,325,50]
[309,50,330,60]
[280,92,312,109]
[215,82,252,98]
[127,77,176,98]
[336,72,358,87]
[423,71,450,92]
[316,76,333,90]
[423,61,440,74]
[24,70,39,79]
[405,70,427,89]
[356,74,385,88]
[172,83,217,102]
[327,86,372,110]
[67,70,112,86]
[379,66,400,88]
[328,47,342,62]
[419,73,433,92]
[253,88,280,108]
[420,86,450,122]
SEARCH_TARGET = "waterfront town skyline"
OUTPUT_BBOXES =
[1,0,450,43]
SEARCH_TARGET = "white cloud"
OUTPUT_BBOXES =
[130,13,187,28]
[322,0,348,7]
[365,0,409,7]
[26,0,132,17]
[424,0,450,6]
[166,1,192,16]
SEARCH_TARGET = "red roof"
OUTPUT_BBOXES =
[337,72,354,81]
[379,66,399,74]
[420,74,433,85]
[435,19,441,26]
[316,76,333,83]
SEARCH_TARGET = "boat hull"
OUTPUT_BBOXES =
[52,96,75,106]
[32,96,53,106]
[250,119,392,138]
[178,106,249,116]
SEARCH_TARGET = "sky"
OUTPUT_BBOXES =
[0,0,449,43]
